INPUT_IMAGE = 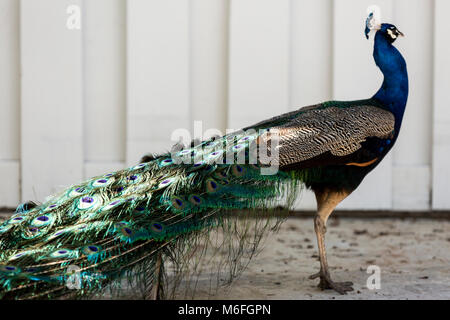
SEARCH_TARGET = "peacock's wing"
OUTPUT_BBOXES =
[258,102,395,168]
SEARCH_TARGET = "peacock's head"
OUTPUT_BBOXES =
[378,24,404,43]
[365,6,404,43]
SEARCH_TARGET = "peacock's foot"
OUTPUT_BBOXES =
[309,271,354,295]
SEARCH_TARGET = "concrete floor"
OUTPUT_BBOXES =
[1,212,449,300]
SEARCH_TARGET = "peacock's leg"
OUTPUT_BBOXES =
[309,189,354,295]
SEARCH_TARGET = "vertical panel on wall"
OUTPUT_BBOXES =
[127,0,190,166]
[228,0,291,130]
[432,0,450,210]
[290,0,333,210]
[21,0,84,201]
[190,0,229,139]
[84,0,126,178]
[392,0,433,210]
[333,0,394,210]
[290,0,332,109]
[0,0,20,207]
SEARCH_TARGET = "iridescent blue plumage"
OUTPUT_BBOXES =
[373,23,409,131]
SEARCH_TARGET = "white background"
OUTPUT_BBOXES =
[0,0,448,211]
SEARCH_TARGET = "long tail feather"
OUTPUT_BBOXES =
[0,131,305,299]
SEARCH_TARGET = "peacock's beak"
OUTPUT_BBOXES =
[397,30,405,37]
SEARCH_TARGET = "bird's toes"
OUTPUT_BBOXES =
[309,272,321,280]
[316,275,354,294]
[330,281,354,295]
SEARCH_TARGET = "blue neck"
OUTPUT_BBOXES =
[372,32,409,131]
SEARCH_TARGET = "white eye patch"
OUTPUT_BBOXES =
[387,29,397,39]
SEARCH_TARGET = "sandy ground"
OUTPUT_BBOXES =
[192,217,450,300]
[1,212,449,300]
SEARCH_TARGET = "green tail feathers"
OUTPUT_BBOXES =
[0,131,304,299]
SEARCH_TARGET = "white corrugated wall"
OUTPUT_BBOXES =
[0,0,447,211]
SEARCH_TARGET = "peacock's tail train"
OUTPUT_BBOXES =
[0,130,307,300]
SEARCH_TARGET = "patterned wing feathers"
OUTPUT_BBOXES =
[259,105,395,167]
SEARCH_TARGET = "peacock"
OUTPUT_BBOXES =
[0,10,408,299]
